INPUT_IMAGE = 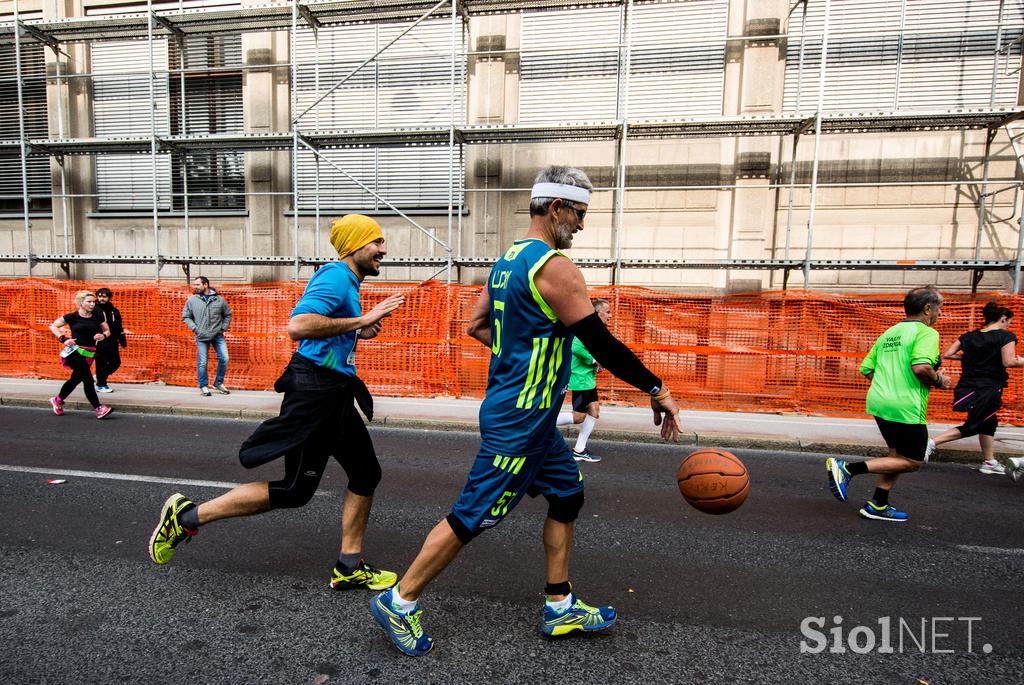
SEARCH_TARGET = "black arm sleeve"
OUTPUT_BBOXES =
[569,312,662,395]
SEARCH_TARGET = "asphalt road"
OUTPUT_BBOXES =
[1,407,1022,684]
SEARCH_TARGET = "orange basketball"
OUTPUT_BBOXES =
[677,449,750,515]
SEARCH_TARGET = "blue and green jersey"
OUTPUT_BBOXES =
[479,239,572,455]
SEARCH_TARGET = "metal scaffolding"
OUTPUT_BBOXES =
[0,0,1022,287]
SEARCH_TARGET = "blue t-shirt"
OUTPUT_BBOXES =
[291,262,361,376]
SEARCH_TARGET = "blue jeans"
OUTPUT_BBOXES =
[196,333,229,388]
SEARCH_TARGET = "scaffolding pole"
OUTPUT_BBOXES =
[1014,187,1024,292]
[175,34,190,258]
[314,25,321,257]
[612,0,634,285]
[802,0,831,289]
[991,0,1007,110]
[49,37,71,255]
[444,0,457,285]
[147,2,161,279]
[291,0,300,280]
[13,5,33,275]
[783,0,807,263]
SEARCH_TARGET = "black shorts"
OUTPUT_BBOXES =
[953,384,1002,438]
[571,388,599,413]
[873,416,929,461]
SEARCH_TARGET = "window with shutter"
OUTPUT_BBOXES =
[519,1,726,123]
[168,34,245,210]
[628,0,727,118]
[292,20,465,211]
[519,8,620,123]
[784,0,1024,112]
[91,33,245,211]
[0,39,51,214]
[91,39,172,211]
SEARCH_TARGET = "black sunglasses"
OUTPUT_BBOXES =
[561,201,586,221]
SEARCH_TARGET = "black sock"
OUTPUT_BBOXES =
[872,487,890,505]
[847,461,869,477]
[337,552,362,571]
[179,504,200,532]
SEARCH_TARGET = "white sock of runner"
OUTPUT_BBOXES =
[391,585,418,613]
[556,412,574,426]
[574,415,597,453]
[546,594,573,611]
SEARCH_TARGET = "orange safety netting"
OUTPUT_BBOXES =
[2,278,1023,425]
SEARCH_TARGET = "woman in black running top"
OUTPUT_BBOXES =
[47,289,114,419]
[930,301,1024,474]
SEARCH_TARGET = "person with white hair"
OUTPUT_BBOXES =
[369,165,684,657]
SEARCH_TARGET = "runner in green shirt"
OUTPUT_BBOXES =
[824,286,950,523]
[557,299,611,462]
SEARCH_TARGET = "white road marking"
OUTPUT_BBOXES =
[0,464,241,489]
[957,545,1024,556]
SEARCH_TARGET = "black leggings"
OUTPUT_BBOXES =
[59,352,100,408]
[267,406,381,509]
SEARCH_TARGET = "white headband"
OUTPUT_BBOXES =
[530,182,591,205]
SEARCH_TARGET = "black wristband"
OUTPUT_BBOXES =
[568,312,662,395]
[58,335,67,342]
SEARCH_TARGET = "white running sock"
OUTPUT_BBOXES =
[546,593,573,611]
[390,585,418,613]
[556,412,574,426]
[574,415,597,452]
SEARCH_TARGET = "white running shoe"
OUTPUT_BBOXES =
[1005,456,1023,483]
[979,460,1006,475]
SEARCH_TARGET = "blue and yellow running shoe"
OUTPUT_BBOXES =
[859,499,908,522]
[825,457,851,502]
[542,595,617,637]
[330,561,397,591]
[147,493,196,564]
[370,589,434,657]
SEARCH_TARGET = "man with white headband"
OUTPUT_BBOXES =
[371,165,684,656]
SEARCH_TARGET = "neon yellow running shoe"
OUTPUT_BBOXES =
[542,595,617,637]
[330,560,397,591]
[147,493,196,565]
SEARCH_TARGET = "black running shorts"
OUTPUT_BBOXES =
[873,416,929,461]
[571,388,599,413]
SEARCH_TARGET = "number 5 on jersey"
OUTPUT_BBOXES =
[492,299,506,356]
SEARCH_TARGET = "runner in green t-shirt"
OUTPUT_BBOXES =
[824,286,950,523]
[556,299,611,462]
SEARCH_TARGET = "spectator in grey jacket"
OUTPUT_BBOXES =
[183,276,232,396]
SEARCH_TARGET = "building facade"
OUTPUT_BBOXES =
[0,0,1022,292]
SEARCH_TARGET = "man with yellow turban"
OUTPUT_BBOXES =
[148,214,406,594]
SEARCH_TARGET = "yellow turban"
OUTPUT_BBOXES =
[329,214,383,258]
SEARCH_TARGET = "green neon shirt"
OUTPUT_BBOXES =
[860,320,940,425]
[568,336,597,391]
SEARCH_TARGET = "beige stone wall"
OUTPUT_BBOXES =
[1,0,1020,292]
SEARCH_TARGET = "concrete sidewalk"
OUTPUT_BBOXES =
[7,376,1024,462]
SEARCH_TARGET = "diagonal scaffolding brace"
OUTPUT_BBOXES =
[292,0,449,125]
[296,136,451,253]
